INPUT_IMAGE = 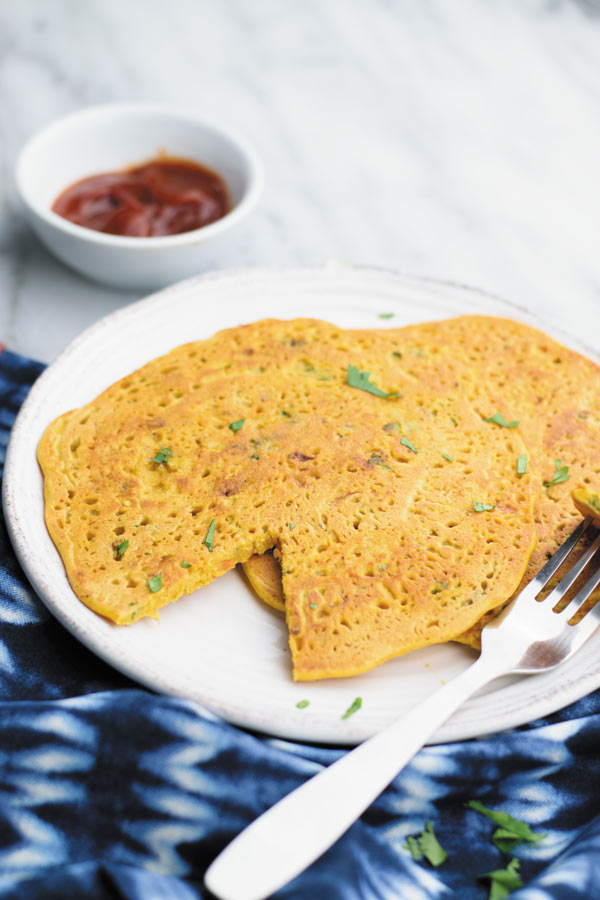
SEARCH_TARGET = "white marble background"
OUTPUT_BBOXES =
[0,0,599,363]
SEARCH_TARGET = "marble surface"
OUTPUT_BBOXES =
[0,0,599,363]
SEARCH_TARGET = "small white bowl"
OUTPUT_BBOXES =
[15,103,263,290]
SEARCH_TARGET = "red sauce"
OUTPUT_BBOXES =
[52,157,230,237]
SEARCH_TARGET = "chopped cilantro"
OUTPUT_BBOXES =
[369,453,391,469]
[289,522,296,530]
[480,858,522,900]
[400,436,418,454]
[181,561,191,568]
[383,421,401,434]
[485,413,519,429]
[379,563,388,571]
[411,348,425,358]
[431,581,448,594]
[403,822,448,867]
[544,458,570,487]
[251,452,260,461]
[309,602,318,609]
[229,418,245,432]
[204,519,216,552]
[392,351,403,359]
[347,365,397,398]
[450,416,458,426]
[379,312,395,319]
[516,454,528,475]
[147,574,162,593]
[467,800,546,851]
[342,697,362,719]
[115,539,129,560]
[152,447,173,464]
[296,699,310,709]
[578,412,589,420]
[473,501,495,512]
[442,453,453,462]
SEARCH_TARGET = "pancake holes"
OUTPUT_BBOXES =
[86,532,94,542]
[70,439,80,453]
[377,602,390,610]
[68,491,75,500]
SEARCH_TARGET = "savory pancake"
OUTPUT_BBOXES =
[38,318,537,680]
[243,316,600,652]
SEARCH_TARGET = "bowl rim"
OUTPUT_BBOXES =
[14,102,264,249]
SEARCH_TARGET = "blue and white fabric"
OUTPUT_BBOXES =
[0,348,599,899]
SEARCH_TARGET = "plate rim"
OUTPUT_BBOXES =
[4,262,600,746]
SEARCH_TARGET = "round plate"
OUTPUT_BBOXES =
[5,264,600,746]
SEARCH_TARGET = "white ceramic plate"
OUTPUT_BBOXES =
[5,264,600,746]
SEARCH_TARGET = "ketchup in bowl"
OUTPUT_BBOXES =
[52,157,230,237]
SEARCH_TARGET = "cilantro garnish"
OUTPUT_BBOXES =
[431,581,448,594]
[383,422,401,434]
[379,312,395,319]
[229,418,245,432]
[544,459,570,488]
[309,602,318,609]
[342,697,362,719]
[296,699,310,709]
[516,454,528,475]
[152,447,173,464]
[204,519,216,552]
[400,436,418,454]
[467,800,546,851]
[450,416,458,426]
[403,822,448,867]
[147,574,162,593]
[485,413,519,429]
[115,539,129,560]
[181,561,191,568]
[480,858,522,900]
[392,351,403,359]
[442,453,453,462]
[473,502,495,512]
[289,522,296,530]
[347,365,396,398]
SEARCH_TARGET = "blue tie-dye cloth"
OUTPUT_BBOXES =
[0,348,599,900]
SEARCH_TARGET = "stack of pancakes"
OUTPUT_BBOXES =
[38,316,600,679]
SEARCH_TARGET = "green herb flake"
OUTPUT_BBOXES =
[544,458,570,488]
[115,539,129,560]
[309,602,318,609]
[473,502,495,512]
[485,413,520,429]
[229,418,245,432]
[379,312,395,319]
[578,412,589,420]
[296,699,310,709]
[392,351,403,359]
[400,436,418,454]
[152,447,173,464]
[480,858,522,900]
[204,519,216,552]
[383,421,401,434]
[147,574,162,593]
[181,561,191,568]
[379,563,388,572]
[431,581,449,594]
[347,364,397,398]
[450,416,458,426]
[289,522,296,530]
[342,697,362,719]
[404,822,448,868]
[411,348,425,358]
[467,800,546,852]
[516,454,528,475]
[442,453,453,462]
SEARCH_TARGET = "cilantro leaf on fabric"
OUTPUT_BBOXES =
[516,454,528,475]
[229,418,245,432]
[473,502,495,512]
[403,822,448,867]
[480,857,522,900]
[468,800,546,851]
[400,436,418,454]
[485,414,520,429]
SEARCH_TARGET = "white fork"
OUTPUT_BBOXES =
[205,516,600,900]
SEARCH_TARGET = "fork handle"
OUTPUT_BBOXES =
[204,652,509,900]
